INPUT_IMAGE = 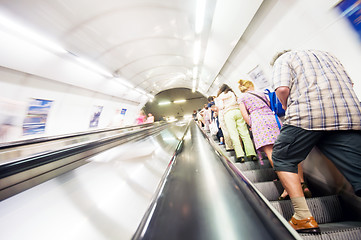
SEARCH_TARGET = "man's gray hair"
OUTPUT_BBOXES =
[270,50,291,66]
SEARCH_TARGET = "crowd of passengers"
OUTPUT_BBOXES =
[193,49,361,234]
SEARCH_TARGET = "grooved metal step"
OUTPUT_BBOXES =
[210,132,361,240]
[299,222,361,240]
[234,159,272,171]
[271,195,344,224]
[254,181,284,201]
[242,168,277,182]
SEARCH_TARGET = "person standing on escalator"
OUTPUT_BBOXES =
[271,49,361,233]
[217,84,257,162]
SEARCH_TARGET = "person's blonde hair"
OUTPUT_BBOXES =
[238,79,254,93]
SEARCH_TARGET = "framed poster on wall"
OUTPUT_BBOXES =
[248,65,271,90]
[23,98,53,135]
[120,108,127,115]
[89,105,103,128]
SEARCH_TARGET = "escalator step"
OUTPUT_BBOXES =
[242,168,277,182]
[234,159,272,171]
[254,181,284,201]
[300,222,361,240]
[271,195,344,224]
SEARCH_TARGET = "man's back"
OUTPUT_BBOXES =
[273,50,361,131]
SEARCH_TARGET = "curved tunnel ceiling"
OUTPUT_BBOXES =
[0,0,263,99]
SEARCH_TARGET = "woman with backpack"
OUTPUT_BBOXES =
[238,79,311,200]
[238,79,281,166]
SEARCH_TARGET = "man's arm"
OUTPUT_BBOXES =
[275,86,290,110]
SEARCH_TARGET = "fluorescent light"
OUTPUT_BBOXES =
[193,40,201,64]
[193,66,198,79]
[174,99,186,104]
[0,13,66,53]
[75,57,112,77]
[195,0,206,34]
[159,101,171,105]
[135,88,146,94]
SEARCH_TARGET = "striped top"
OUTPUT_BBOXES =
[272,50,361,130]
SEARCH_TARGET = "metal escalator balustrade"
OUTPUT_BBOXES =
[0,122,168,201]
[133,121,298,240]
[0,121,188,240]
[0,122,158,165]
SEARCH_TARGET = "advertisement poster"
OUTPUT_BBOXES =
[89,105,103,128]
[248,65,271,90]
[337,0,361,40]
[23,98,53,135]
[120,108,127,115]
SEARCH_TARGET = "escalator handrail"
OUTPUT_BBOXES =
[132,122,189,239]
[197,123,301,239]
[0,122,159,150]
[0,123,167,179]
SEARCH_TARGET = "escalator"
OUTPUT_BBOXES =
[133,121,298,240]
[210,127,361,239]
[2,120,360,239]
[0,122,186,240]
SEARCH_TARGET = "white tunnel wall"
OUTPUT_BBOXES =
[1,0,361,142]
[210,0,361,99]
[0,66,141,141]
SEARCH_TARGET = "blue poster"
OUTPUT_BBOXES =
[23,98,53,135]
[89,105,103,128]
[337,0,361,40]
[120,108,127,115]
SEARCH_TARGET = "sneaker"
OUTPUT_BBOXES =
[235,156,245,163]
[247,155,258,161]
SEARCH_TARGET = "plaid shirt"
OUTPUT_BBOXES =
[272,50,361,130]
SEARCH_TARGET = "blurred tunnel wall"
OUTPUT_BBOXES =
[0,66,141,142]
[1,0,361,143]
[207,0,361,99]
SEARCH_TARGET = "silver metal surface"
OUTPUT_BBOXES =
[0,123,157,165]
[135,122,296,239]
[0,123,187,240]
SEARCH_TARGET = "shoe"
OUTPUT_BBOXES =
[235,156,245,163]
[301,182,312,198]
[289,216,320,233]
[247,155,258,161]
[278,194,290,201]
[226,149,234,152]
[279,183,311,200]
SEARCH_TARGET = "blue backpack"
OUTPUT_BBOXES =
[265,89,285,129]
[265,89,285,117]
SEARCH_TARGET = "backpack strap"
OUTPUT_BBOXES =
[246,92,270,107]
[248,91,282,130]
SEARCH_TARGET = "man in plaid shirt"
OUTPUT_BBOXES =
[271,50,361,233]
